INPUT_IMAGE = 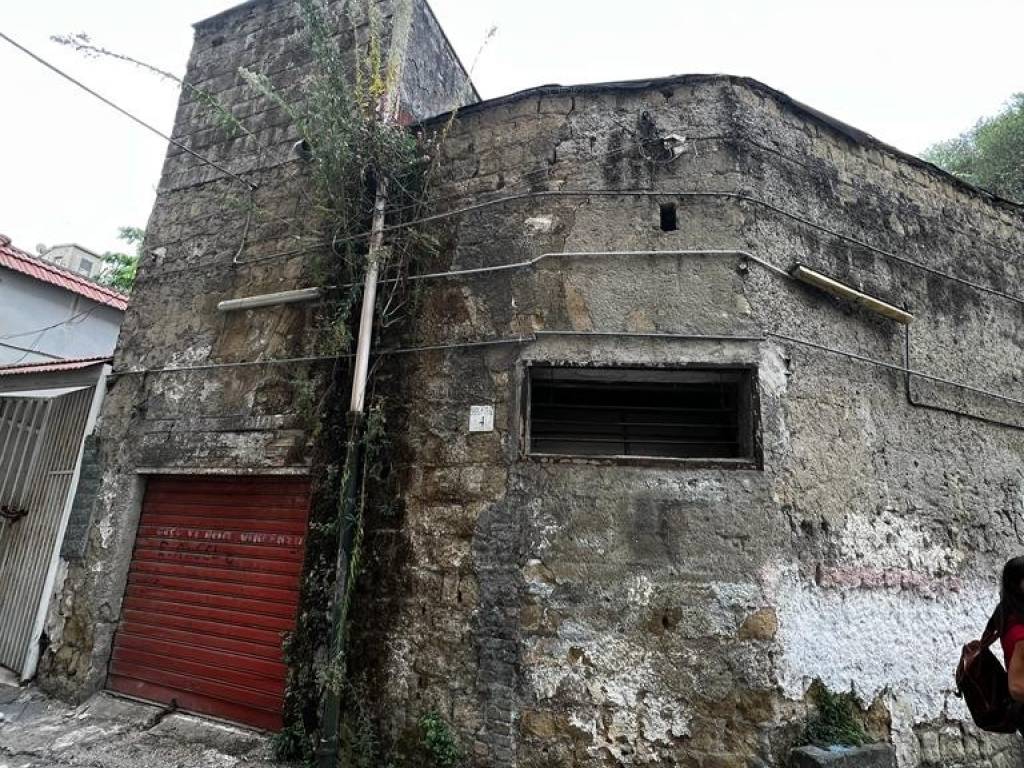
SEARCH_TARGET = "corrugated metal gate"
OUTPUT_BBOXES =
[107,475,310,730]
[0,388,94,675]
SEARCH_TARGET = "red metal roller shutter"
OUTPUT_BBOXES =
[107,475,311,731]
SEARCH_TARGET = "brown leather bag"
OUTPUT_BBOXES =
[955,610,1022,733]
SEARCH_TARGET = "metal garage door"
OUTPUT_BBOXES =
[107,475,310,730]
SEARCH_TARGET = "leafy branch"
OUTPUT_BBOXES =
[923,93,1024,203]
[99,226,144,293]
[51,32,259,143]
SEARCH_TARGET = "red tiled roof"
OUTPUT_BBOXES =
[0,356,111,376]
[0,234,129,310]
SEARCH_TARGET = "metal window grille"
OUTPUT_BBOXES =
[527,366,758,461]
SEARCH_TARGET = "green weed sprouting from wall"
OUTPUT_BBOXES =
[419,712,464,768]
[338,677,385,768]
[264,3,417,764]
[803,682,868,748]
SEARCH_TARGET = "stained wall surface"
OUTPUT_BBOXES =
[352,78,1024,768]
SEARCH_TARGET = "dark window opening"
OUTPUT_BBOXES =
[527,366,757,462]
[659,203,678,232]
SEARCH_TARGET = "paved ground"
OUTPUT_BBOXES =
[0,684,287,768]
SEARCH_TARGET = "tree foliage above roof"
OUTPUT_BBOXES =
[99,226,143,293]
[923,94,1024,203]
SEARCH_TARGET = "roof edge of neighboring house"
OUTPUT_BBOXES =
[45,242,104,259]
[0,356,112,376]
[421,72,1024,215]
[0,235,129,311]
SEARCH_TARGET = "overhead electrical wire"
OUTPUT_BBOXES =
[20,62,1006,300]
[105,328,1024,410]
[137,184,1024,308]
[768,332,1024,408]
[142,133,686,276]
[0,306,100,342]
[211,129,1024,271]
[367,188,1024,306]
[326,185,1024,307]
[902,325,1023,431]
[41,40,1010,266]
[109,247,1024,414]
[0,340,64,362]
[0,31,257,191]
[376,131,689,221]
[321,248,791,292]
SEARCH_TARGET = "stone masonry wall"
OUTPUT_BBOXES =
[37,0,473,701]
[347,76,1024,768]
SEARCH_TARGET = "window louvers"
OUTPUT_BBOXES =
[528,367,756,462]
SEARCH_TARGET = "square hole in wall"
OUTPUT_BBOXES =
[659,203,678,232]
[525,365,760,464]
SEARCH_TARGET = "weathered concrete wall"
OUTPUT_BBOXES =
[36,0,473,701]
[345,77,1024,768]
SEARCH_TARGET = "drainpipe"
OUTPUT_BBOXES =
[316,3,413,764]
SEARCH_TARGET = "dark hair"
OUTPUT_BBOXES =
[999,556,1024,634]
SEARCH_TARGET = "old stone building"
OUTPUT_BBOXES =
[31,0,1024,766]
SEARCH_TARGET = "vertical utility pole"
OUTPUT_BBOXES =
[316,3,412,767]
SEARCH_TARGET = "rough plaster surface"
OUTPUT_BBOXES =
[37,3,1024,767]
[769,567,991,762]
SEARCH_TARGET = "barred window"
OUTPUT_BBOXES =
[526,366,758,463]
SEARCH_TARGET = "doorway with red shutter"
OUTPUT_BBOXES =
[107,475,310,730]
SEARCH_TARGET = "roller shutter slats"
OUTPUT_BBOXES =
[107,476,310,730]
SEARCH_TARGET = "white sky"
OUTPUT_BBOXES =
[1,0,1021,256]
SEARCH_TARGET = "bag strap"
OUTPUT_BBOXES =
[981,606,1003,648]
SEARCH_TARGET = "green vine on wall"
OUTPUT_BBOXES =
[269,3,429,764]
[255,1,464,764]
[419,712,464,768]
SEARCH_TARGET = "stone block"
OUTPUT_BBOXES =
[790,744,894,768]
[738,607,778,640]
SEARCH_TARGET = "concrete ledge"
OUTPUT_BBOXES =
[791,744,895,768]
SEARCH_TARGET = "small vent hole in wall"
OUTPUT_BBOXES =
[660,203,678,232]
